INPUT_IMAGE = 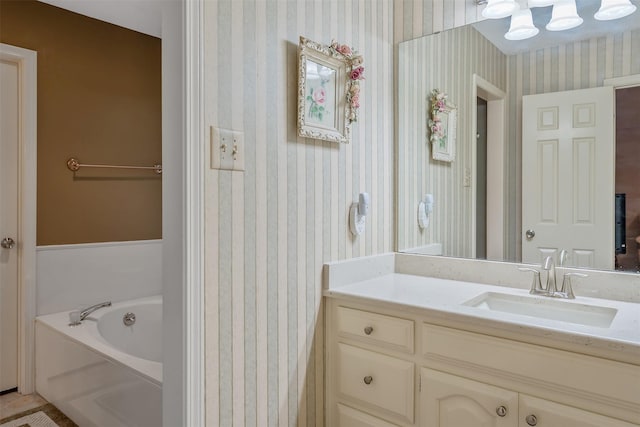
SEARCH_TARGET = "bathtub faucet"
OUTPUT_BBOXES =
[69,301,112,326]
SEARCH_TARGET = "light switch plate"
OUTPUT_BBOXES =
[210,126,234,170]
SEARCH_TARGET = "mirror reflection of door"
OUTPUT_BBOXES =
[522,86,615,270]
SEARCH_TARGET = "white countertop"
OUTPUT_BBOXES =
[324,254,640,365]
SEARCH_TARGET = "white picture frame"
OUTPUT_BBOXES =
[428,89,456,162]
[297,37,355,143]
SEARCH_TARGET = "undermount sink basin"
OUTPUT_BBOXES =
[463,292,618,328]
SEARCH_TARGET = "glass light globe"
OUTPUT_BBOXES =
[546,0,583,31]
[594,0,637,20]
[505,9,540,40]
[482,0,520,19]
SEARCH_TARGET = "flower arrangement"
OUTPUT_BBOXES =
[428,89,453,148]
[329,40,364,124]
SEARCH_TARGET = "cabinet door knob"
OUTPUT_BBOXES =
[363,375,373,385]
[364,326,373,335]
[525,414,538,426]
[496,405,507,417]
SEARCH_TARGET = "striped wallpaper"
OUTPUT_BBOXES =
[397,25,507,257]
[201,2,640,426]
[204,1,393,426]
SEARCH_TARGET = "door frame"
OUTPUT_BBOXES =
[470,74,506,260]
[0,43,37,394]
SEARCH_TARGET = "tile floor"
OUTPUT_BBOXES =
[0,391,48,419]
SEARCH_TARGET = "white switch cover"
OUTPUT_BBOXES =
[210,126,234,170]
[231,131,244,171]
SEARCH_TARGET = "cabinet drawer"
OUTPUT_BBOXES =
[421,324,640,409]
[519,395,639,427]
[336,306,414,353]
[337,404,400,427]
[337,343,414,423]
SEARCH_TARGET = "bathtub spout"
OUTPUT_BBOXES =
[80,301,112,320]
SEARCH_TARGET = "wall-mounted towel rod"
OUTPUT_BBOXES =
[66,157,162,174]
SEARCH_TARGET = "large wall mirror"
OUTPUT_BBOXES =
[397,0,640,273]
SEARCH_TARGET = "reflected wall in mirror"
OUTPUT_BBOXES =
[397,5,640,273]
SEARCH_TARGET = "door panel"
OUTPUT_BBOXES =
[522,86,614,269]
[0,59,19,392]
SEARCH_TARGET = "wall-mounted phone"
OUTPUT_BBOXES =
[350,192,370,236]
[418,194,434,230]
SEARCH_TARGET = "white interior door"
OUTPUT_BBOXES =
[522,86,615,270]
[0,58,20,392]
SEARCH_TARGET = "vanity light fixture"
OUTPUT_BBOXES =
[594,0,637,20]
[505,8,540,39]
[546,0,583,31]
[481,0,521,19]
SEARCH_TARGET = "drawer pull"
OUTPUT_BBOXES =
[364,326,374,335]
[363,375,373,385]
[496,405,507,417]
[525,414,537,426]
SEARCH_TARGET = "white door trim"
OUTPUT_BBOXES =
[604,74,640,89]
[0,43,37,394]
[184,0,205,425]
[471,74,506,260]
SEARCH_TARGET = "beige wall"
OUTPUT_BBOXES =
[0,0,162,246]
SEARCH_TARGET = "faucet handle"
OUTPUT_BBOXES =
[560,272,587,299]
[559,249,569,267]
[518,267,543,295]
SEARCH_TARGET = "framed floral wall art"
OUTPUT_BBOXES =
[428,89,456,162]
[297,36,364,143]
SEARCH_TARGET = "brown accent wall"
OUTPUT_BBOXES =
[615,86,640,271]
[0,0,161,245]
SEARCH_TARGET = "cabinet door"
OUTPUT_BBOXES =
[420,368,518,427]
[519,395,638,427]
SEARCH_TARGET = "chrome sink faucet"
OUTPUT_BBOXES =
[69,301,112,326]
[519,253,587,300]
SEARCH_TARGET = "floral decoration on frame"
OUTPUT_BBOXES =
[428,89,457,162]
[298,36,364,143]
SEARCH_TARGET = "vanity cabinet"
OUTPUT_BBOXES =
[325,299,640,427]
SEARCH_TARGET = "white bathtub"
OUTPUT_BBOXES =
[35,295,162,427]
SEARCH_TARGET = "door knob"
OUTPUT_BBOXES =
[525,229,535,240]
[525,414,538,426]
[496,405,508,417]
[1,237,15,249]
